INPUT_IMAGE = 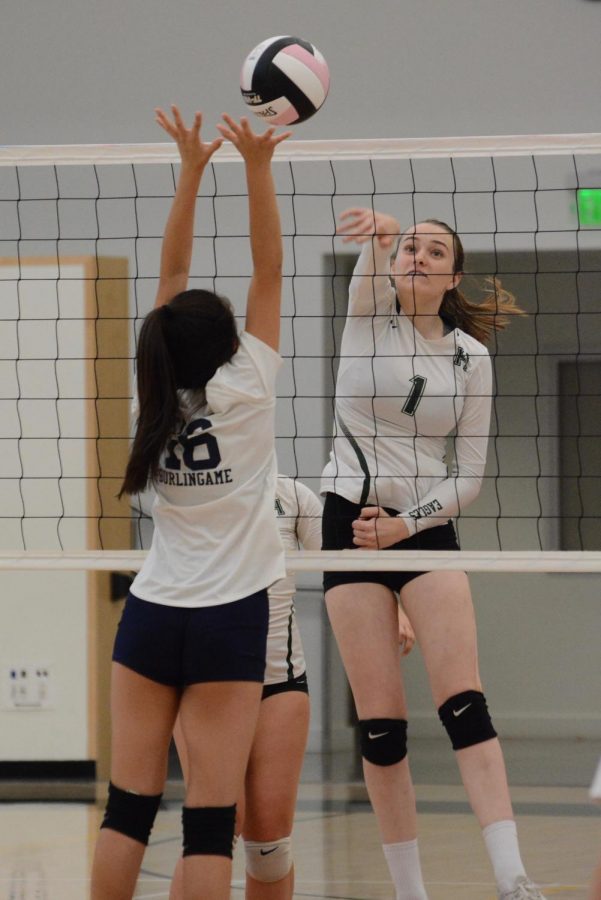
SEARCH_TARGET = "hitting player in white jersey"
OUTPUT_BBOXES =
[321,245,491,530]
[322,208,545,900]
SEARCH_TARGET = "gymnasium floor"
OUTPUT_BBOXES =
[1,740,599,899]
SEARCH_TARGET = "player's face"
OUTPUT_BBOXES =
[392,223,461,309]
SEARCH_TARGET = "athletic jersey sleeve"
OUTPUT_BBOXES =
[294,482,323,550]
[397,351,493,536]
[347,240,397,317]
[206,331,282,412]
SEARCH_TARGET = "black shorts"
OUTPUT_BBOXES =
[322,492,460,595]
[112,590,269,687]
[262,671,309,701]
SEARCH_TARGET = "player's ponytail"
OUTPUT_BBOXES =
[426,219,526,345]
[119,289,238,497]
[119,306,180,497]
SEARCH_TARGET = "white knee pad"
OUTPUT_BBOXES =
[244,836,292,883]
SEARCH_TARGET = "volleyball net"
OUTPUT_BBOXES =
[1,133,601,573]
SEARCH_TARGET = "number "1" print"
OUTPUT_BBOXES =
[402,375,427,417]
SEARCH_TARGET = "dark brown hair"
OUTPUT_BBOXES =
[422,219,525,345]
[120,289,238,497]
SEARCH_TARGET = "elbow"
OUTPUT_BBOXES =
[455,473,484,510]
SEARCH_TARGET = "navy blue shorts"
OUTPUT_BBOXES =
[112,590,269,687]
[322,492,460,595]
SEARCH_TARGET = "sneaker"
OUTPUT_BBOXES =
[499,876,547,899]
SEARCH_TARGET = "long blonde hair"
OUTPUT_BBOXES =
[423,219,525,345]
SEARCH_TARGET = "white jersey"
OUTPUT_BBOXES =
[321,241,492,536]
[131,332,286,607]
[265,476,322,685]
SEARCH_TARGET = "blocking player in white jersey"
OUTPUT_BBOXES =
[90,109,291,900]
[322,208,546,900]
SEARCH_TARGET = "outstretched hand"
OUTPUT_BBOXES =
[337,208,401,250]
[216,114,291,164]
[155,105,223,171]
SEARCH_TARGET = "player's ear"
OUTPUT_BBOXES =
[450,271,463,291]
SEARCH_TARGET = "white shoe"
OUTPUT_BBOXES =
[498,876,547,899]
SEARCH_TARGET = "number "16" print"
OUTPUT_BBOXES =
[164,418,222,471]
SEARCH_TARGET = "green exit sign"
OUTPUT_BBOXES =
[577,189,601,226]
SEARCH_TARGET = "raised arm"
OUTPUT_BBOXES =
[216,115,291,351]
[153,105,222,308]
[337,208,401,316]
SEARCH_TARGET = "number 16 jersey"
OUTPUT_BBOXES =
[320,242,493,536]
[131,331,286,608]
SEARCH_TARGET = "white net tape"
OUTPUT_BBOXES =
[0,551,600,573]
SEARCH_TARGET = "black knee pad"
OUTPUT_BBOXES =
[438,690,497,750]
[182,804,236,858]
[100,781,162,845]
[359,718,408,766]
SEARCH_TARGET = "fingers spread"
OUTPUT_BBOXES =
[171,104,185,130]
[155,108,177,138]
[191,112,202,135]
[216,123,235,142]
[273,130,292,145]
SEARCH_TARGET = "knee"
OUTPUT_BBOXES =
[438,690,497,750]
[359,718,408,766]
[182,805,236,859]
[245,836,292,883]
[100,781,163,845]
[244,808,294,842]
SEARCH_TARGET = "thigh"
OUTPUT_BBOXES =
[325,583,407,718]
[110,662,181,793]
[178,680,263,807]
[243,691,310,839]
[400,570,482,707]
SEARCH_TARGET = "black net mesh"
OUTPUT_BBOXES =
[1,144,600,554]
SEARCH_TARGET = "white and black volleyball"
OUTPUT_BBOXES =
[240,36,330,126]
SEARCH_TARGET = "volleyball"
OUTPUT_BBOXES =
[240,36,330,126]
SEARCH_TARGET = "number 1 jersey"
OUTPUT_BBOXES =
[320,242,493,536]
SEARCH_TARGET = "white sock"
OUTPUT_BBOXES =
[482,820,527,894]
[383,839,429,900]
